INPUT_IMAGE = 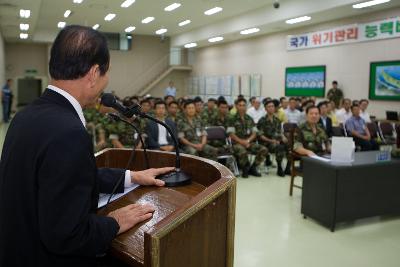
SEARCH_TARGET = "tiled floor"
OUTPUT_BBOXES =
[1,122,399,267]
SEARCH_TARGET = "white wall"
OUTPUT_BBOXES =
[192,8,400,119]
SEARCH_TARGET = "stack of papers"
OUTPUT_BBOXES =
[98,184,140,208]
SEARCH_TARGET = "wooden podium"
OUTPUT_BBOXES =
[95,149,236,267]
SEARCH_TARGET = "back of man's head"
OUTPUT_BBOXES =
[49,25,110,80]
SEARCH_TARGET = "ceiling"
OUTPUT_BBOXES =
[0,0,399,48]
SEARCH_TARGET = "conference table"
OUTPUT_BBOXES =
[301,151,400,232]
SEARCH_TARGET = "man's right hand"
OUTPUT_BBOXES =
[108,203,155,235]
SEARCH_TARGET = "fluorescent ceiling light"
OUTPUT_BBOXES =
[127,35,132,39]
[64,10,72,18]
[165,3,181,11]
[93,24,100,30]
[240,27,260,35]
[121,0,136,8]
[58,21,66,28]
[20,33,28,39]
[19,9,31,18]
[208,36,223,43]
[178,20,191,26]
[184,42,197,48]
[125,26,136,32]
[142,17,155,24]
[352,0,390,8]
[155,28,167,35]
[73,0,83,3]
[19,23,29,31]
[204,7,222,15]
[104,13,116,21]
[285,16,311,24]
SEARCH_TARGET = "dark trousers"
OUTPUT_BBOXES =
[2,101,10,123]
[353,137,379,151]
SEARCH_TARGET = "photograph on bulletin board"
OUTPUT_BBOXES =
[285,66,326,97]
[369,60,400,101]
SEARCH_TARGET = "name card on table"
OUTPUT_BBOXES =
[331,137,355,164]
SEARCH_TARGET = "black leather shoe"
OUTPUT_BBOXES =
[284,164,291,175]
[242,162,250,178]
[249,164,261,177]
[277,166,285,177]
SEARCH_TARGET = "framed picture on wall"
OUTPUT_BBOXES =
[369,60,400,101]
[285,65,326,97]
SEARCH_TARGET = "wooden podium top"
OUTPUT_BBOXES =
[96,149,236,267]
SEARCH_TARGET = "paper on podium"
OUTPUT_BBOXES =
[98,183,140,208]
[331,137,355,163]
[310,155,331,162]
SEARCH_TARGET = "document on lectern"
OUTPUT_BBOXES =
[331,137,355,164]
[98,183,140,208]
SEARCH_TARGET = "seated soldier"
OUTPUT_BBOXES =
[294,105,331,157]
[345,104,379,151]
[208,99,232,154]
[193,96,204,118]
[177,100,218,161]
[201,98,218,126]
[227,98,268,178]
[167,100,179,124]
[146,100,177,152]
[257,100,290,177]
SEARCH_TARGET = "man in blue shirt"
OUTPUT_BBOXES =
[2,79,13,123]
[345,104,379,151]
[164,81,176,97]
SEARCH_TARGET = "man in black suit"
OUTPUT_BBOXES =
[0,25,173,267]
[318,101,333,138]
[146,100,177,151]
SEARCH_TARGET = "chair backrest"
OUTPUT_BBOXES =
[340,123,349,137]
[283,122,297,133]
[331,125,345,137]
[379,122,395,137]
[205,126,227,141]
[366,122,379,139]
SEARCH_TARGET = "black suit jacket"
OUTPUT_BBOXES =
[0,89,125,267]
[319,116,333,137]
[145,118,177,150]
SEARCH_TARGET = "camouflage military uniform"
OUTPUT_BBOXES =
[294,122,329,154]
[104,118,139,148]
[201,107,218,127]
[83,108,110,152]
[227,113,268,168]
[257,115,288,162]
[327,88,344,107]
[177,116,218,161]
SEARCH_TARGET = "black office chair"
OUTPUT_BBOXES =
[206,126,239,176]
[378,121,396,145]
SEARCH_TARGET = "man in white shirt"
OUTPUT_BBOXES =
[246,97,265,123]
[285,97,302,124]
[359,99,371,123]
[336,98,352,124]
[165,81,177,97]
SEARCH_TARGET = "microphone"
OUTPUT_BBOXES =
[100,93,191,187]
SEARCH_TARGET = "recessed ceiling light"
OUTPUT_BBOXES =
[178,20,191,26]
[64,10,72,18]
[58,22,66,28]
[121,0,136,8]
[240,28,260,35]
[125,26,136,33]
[204,7,222,15]
[155,28,167,35]
[73,0,83,3]
[285,16,311,24]
[208,36,223,43]
[184,42,197,48]
[19,23,29,31]
[19,9,31,18]
[104,13,116,21]
[352,0,390,8]
[165,3,181,11]
[93,24,100,30]
[20,33,29,39]
[142,17,155,24]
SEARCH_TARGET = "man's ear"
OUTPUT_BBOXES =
[87,65,100,87]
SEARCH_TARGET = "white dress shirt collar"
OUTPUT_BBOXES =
[47,85,86,127]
